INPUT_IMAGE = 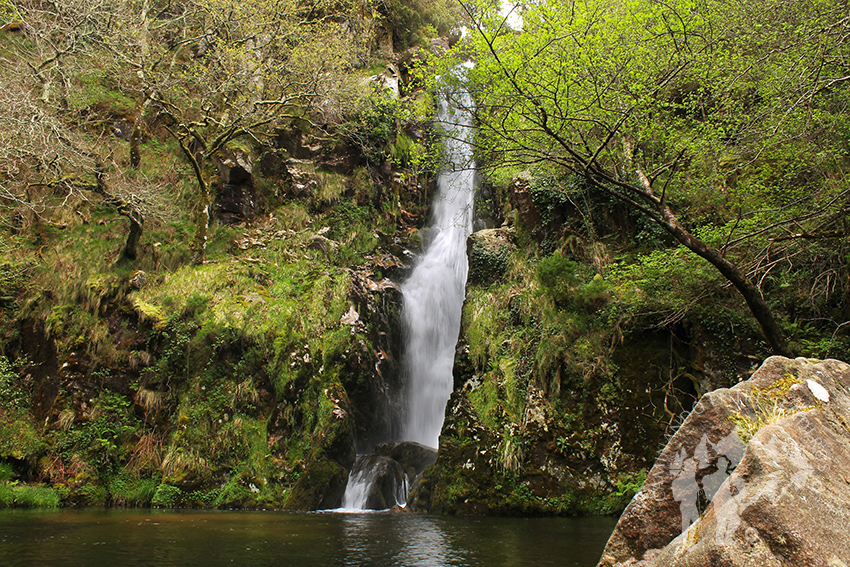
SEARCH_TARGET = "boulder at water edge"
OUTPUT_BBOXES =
[346,455,408,510]
[598,356,850,567]
[374,440,438,481]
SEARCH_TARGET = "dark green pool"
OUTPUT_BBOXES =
[0,509,615,566]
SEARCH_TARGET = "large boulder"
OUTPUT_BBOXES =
[374,440,438,481]
[598,356,850,567]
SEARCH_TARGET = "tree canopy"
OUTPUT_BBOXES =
[450,0,850,355]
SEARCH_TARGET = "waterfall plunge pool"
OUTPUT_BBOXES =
[0,508,615,566]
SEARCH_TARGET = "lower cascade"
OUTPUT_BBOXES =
[341,456,408,510]
[340,442,439,511]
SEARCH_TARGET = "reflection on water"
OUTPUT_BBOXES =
[341,513,467,566]
[396,515,463,567]
[0,509,615,567]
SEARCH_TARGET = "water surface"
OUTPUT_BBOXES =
[0,509,614,567]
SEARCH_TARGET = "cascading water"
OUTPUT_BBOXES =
[400,81,475,449]
[340,65,475,510]
[341,455,409,510]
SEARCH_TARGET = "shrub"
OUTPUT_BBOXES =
[151,483,183,507]
[56,391,139,477]
[341,93,399,166]
[0,484,61,508]
[108,472,160,506]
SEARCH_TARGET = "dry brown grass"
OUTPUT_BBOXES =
[127,432,163,472]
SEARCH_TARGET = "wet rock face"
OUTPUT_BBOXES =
[599,357,850,567]
[217,182,259,224]
[340,263,408,451]
[285,458,350,511]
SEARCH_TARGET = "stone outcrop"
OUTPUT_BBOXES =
[466,227,516,285]
[598,356,850,567]
[365,64,401,98]
[215,148,261,224]
[508,174,539,231]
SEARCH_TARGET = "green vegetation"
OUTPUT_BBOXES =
[408,0,849,516]
[0,0,442,510]
[729,373,813,443]
[379,0,464,50]
[452,0,850,357]
[0,0,848,518]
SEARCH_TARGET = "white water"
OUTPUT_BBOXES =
[341,455,409,511]
[340,467,374,510]
[400,81,476,448]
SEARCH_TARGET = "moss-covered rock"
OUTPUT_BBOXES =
[466,228,516,286]
[283,457,349,510]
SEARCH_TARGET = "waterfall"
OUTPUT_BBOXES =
[400,84,475,448]
[340,66,475,510]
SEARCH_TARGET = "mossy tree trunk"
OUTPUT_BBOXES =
[165,118,277,266]
[190,172,212,266]
[93,159,146,264]
[129,98,153,169]
[129,0,152,170]
[171,131,214,266]
[121,216,144,262]
[587,145,793,357]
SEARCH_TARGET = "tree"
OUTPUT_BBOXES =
[452,0,850,356]
[1,0,170,263]
[139,0,366,264]
[1,0,401,266]
[8,0,116,111]
[0,81,168,263]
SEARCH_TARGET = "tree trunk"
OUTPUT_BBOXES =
[119,216,144,262]
[659,206,792,357]
[617,152,792,357]
[190,171,212,266]
[130,121,143,169]
[130,97,152,169]
[93,158,146,265]
[171,133,212,266]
